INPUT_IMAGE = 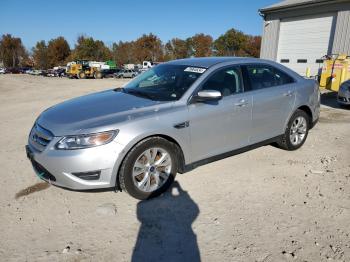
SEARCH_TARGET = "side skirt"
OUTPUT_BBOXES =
[182,135,283,173]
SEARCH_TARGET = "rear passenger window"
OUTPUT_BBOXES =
[201,66,243,97]
[245,64,294,90]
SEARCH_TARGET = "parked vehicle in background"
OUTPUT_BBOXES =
[142,61,154,69]
[43,69,54,77]
[30,70,42,76]
[18,67,30,74]
[26,57,320,200]
[105,60,117,69]
[66,60,102,79]
[54,68,66,77]
[338,79,350,106]
[142,61,161,69]
[100,69,120,78]
[7,68,21,74]
[124,64,136,70]
[0,68,5,74]
[115,69,137,78]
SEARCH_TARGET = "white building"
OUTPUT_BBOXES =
[260,0,350,76]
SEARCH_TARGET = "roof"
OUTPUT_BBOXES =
[260,0,337,13]
[165,57,261,68]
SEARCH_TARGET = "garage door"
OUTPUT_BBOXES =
[277,13,335,76]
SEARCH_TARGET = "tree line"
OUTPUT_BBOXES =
[0,28,261,69]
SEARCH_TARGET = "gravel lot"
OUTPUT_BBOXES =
[0,74,349,262]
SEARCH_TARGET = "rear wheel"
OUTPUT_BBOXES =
[94,71,102,79]
[119,137,178,200]
[277,109,309,150]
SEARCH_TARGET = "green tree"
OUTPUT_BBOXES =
[213,28,249,56]
[245,35,261,58]
[72,36,112,61]
[32,40,49,69]
[133,33,163,63]
[112,41,135,66]
[164,38,190,60]
[0,34,27,68]
[188,34,213,57]
[47,36,70,67]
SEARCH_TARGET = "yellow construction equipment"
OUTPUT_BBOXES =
[319,54,350,91]
[66,60,102,79]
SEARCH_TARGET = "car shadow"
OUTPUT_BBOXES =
[131,181,201,262]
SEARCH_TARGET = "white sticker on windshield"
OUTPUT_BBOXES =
[184,67,206,73]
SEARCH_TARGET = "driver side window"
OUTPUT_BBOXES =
[201,66,243,97]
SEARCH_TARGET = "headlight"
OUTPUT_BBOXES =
[340,82,350,92]
[56,130,118,150]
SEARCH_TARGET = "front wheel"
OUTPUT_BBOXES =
[78,71,86,79]
[119,137,178,200]
[277,109,310,150]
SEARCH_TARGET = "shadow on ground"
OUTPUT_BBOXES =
[132,181,200,262]
[15,182,50,199]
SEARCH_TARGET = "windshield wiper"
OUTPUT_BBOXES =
[113,87,126,92]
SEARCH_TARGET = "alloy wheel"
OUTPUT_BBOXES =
[132,148,172,192]
[289,116,307,146]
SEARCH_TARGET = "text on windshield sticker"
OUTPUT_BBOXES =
[184,67,206,73]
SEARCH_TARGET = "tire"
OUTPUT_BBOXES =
[94,72,102,79]
[277,109,310,151]
[119,137,178,200]
[78,71,86,79]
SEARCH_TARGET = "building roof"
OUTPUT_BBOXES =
[166,57,261,68]
[260,0,338,13]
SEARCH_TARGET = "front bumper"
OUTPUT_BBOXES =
[25,138,126,190]
[338,88,350,105]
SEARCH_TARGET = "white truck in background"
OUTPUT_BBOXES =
[142,61,154,69]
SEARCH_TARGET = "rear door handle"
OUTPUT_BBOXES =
[234,99,248,107]
[283,90,294,97]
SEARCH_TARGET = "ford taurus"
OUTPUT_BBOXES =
[26,57,320,199]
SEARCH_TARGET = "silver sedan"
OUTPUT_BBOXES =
[26,57,320,200]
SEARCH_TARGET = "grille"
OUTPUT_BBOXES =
[29,124,54,152]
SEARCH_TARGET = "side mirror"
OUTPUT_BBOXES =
[193,90,222,102]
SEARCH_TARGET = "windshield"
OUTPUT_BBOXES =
[123,64,205,101]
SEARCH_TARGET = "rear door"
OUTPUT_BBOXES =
[242,64,296,143]
[188,66,252,162]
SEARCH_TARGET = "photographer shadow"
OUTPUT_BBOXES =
[131,181,200,262]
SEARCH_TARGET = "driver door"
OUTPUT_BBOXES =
[188,66,252,163]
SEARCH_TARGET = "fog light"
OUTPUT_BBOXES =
[72,171,101,180]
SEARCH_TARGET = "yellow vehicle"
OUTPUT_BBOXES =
[66,60,103,79]
[319,54,350,92]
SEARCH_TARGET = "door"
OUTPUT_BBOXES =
[277,13,335,76]
[188,66,252,162]
[243,64,296,143]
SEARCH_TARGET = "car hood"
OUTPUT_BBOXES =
[37,89,171,136]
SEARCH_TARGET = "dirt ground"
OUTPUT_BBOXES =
[0,74,349,262]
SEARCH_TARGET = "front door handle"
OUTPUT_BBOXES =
[283,90,294,97]
[234,99,248,107]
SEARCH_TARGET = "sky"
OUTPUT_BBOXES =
[0,0,279,50]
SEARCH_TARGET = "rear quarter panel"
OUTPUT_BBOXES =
[294,78,320,123]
